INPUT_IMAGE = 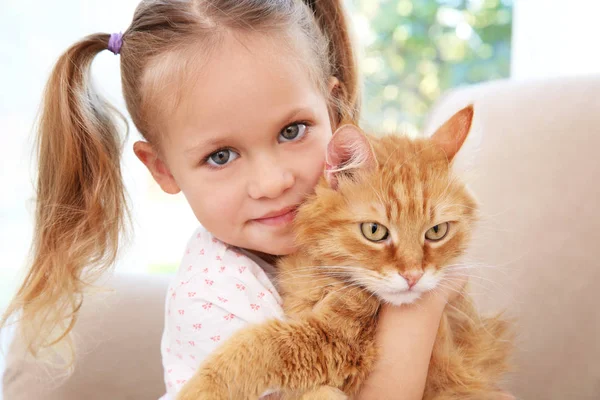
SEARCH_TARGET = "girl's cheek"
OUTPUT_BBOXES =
[189,184,240,233]
[307,142,327,178]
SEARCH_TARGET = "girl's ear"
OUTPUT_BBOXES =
[329,76,340,94]
[430,105,474,162]
[133,141,181,194]
[325,124,377,189]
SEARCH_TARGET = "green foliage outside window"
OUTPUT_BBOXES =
[349,0,512,134]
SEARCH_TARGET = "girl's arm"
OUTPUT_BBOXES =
[356,293,447,400]
[356,276,466,400]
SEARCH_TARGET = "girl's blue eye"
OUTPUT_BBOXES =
[207,149,239,167]
[279,122,307,142]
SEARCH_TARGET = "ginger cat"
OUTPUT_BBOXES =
[178,106,513,400]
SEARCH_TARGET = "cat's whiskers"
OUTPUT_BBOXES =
[321,266,374,279]
[443,269,500,285]
[275,275,339,286]
[275,274,351,289]
[443,301,506,341]
[274,271,330,282]
[445,261,493,267]
[275,265,364,277]
[438,273,500,293]
[443,264,485,270]
[430,282,469,304]
[322,280,367,299]
[433,277,508,308]
[445,259,521,275]
[445,299,484,327]
[275,268,332,277]
[446,259,519,275]
[363,285,381,305]
[442,273,496,288]
[280,265,372,284]
[444,267,502,275]
[277,275,365,294]
[445,261,512,270]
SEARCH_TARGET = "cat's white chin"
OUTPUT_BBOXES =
[379,290,423,305]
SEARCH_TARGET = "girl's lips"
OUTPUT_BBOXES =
[254,206,297,226]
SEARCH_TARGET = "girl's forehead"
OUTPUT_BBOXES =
[161,32,328,151]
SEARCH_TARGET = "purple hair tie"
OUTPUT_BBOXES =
[108,32,123,55]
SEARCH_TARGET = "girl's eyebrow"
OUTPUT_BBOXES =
[184,136,231,156]
[183,106,315,156]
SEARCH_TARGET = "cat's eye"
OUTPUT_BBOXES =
[360,222,389,242]
[425,222,449,241]
[206,148,239,167]
[278,122,307,142]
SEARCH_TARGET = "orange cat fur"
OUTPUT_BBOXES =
[178,106,513,400]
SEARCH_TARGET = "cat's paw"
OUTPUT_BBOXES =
[176,370,230,400]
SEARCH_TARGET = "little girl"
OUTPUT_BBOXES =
[1,1,467,399]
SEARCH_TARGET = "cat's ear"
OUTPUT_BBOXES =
[325,124,377,189]
[430,105,474,162]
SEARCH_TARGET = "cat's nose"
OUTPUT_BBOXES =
[401,270,423,289]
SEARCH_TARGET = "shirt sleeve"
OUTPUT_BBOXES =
[160,226,285,396]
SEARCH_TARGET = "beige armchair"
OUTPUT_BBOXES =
[4,76,600,399]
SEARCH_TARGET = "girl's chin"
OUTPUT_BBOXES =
[253,235,297,256]
[258,241,296,256]
[226,224,296,257]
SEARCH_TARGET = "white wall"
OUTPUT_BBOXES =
[512,0,600,79]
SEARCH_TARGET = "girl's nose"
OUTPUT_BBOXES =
[247,159,295,199]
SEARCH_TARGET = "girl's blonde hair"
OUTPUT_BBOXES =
[1,0,359,365]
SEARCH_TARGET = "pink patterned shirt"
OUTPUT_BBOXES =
[159,226,285,399]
